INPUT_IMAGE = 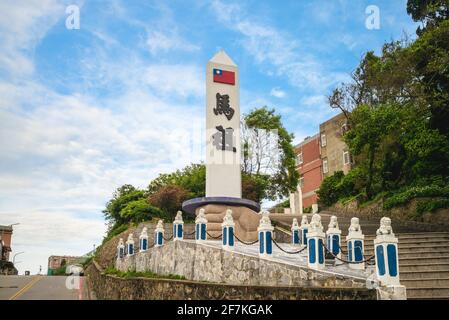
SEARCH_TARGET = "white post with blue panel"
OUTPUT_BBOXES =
[154,220,164,247]
[173,211,184,241]
[222,209,235,251]
[126,233,135,256]
[117,238,125,259]
[291,218,300,246]
[374,217,401,286]
[139,227,149,252]
[346,217,365,270]
[258,210,274,258]
[307,214,325,270]
[195,208,208,242]
[326,216,342,263]
[299,215,309,248]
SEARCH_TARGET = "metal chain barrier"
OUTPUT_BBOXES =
[323,243,375,264]
[272,238,307,254]
[163,235,173,241]
[206,231,222,239]
[234,234,259,245]
[184,230,196,236]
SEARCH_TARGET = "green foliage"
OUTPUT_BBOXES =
[121,199,166,223]
[325,10,449,211]
[416,198,449,215]
[104,266,186,280]
[148,163,205,199]
[383,184,449,209]
[242,172,271,202]
[303,206,312,213]
[103,184,146,227]
[317,170,361,207]
[407,0,449,33]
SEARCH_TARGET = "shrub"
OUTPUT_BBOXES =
[148,184,189,219]
[383,184,449,209]
[416,198,449,215]
[120,199,166,223]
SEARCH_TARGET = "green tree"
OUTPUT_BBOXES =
[103,184,146,229]
[242,107,299,199]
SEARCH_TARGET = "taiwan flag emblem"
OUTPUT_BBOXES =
[213,68,235,85]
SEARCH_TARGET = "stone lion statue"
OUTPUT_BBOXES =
[376,217,394,235]
[348,217,361,233]
[328,215,339,230]
[309,214,323,230]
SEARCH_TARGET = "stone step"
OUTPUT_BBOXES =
[406,287,449,298]
[341,248,449,258]
[400,262,449,272]
[401,277,449,287]
[399,255,449,265]
[401,270,449,280]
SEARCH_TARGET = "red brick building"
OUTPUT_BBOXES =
[0,225,13,261]
[295,134,322,208]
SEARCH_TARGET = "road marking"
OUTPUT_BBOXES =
[9,276,42,300]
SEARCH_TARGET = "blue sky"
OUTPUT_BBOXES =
[0,0,418,274]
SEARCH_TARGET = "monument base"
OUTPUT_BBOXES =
[182,197,261,242]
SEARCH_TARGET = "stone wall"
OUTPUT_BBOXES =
[116,240,367,288]
[86,260,376,300]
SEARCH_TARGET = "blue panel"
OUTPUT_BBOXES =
[178,225,183,238]
[309,239,316,263]
[173,225,176,237]
[259,232,264,254]
[222,227,227,246]
[387,244,398,277]
[142,239,147,250]
[354,240,363,262]
[332,235,340,255]
[119,248,124,258]
[304,229,308,245]
[196,224,199,240]
[201,224,206,240]
[293,231,299,244]
[129,244,133,255]
[348,241,353,261]
[327,236,331,249]
[318,239,324,264]
[376,245,386,276]
[158,232,163,245]
[229,227,234,246]
[266,232,272,254]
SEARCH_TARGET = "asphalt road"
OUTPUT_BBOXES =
[0,275,87,300]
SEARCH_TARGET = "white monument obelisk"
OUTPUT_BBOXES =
[206,50,241,198]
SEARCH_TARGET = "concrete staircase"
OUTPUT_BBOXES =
[363,232,449,300]
[273,216,449,300]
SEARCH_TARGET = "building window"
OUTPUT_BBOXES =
[299,177,304,187]
[321,134,327,147]
[296,153,303,165]
[343,151,353,165]
[323,159,328,174]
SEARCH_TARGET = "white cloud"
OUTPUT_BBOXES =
[143,64,204,98]
[210,0,350,94]
[0,0,64,76]
[146,31,200,55]
[270,87,286,98]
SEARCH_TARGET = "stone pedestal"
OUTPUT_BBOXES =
[195,204,260,242]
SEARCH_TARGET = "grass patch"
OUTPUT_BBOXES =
[104,266,186,280]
